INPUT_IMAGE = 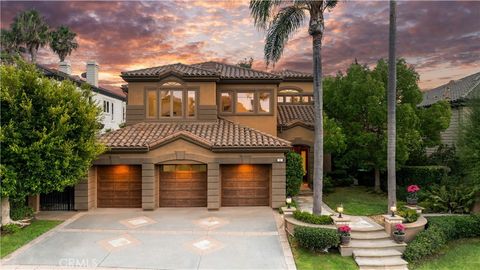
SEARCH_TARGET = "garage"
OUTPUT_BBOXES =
[159,164,207,207]
[97,165,142,208]
[221,165,270,207]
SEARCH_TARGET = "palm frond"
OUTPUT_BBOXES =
[264,5,306,66]
[249,0,284,29]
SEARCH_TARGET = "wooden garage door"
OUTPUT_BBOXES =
[97,165,142,208]
[221,165,270,206]
[159,164,207,207]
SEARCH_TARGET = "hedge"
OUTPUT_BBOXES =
[403,215,480,262]
[294,226,339,251]
[398,166,450,188]
[286,151,304,197]
[293,210,333,225]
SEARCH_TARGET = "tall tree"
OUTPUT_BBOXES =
[49,25,79,62]
[387,0,397,212]
[0,29,19,55]
[11,10,49,63]
[237,57,254,69]
[0,60,104,226]
[250,0,338,215]
[458,98,480,184]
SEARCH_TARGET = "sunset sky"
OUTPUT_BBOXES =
[1,0,479,90]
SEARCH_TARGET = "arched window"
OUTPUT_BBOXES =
[160,81,182,86]
[279,89,301,95]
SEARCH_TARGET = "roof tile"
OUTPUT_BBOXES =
[278,104,315,128]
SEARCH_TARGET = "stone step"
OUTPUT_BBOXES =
[359,266,408,270]
[339,240,406,256]
[351,231,390,240]
[350,226,385,233]
[355,257,408,268]
[353,249,403,258]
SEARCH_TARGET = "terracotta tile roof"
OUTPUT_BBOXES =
[121,63,218,78]
[37,64,126,101]
[420,72,480,106]
[274,69,313,80]
[192,61,281,80]
[101,119,291,151]
[278,104,315,129]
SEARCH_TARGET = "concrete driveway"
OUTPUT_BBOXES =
[2,207,295,270]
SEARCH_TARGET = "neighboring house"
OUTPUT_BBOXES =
[37,61,127,132]
[420,72,480,147]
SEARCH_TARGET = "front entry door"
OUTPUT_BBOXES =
[293,145,309,184]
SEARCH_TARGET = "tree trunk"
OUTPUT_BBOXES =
[312,32,324,216]
[374,168,381,192]
[1,197,13,226]
[387,0,398,213]
[29,47,37,63]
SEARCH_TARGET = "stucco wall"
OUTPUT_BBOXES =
[92,92,126,132]
[279,82,313,93]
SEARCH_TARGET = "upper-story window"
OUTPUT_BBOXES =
[103,100,110,113]
[219,90,273,115]
[278,88,313,104]
[146,88,197,119]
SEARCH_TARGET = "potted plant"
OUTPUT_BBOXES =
[338,225,351,245]
[407,185,420,205]
[393,223,406,243]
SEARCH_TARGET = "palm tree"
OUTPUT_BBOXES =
[50,25,79,62]
[387,0,397,213]
[250,0,338,215]
[11,9,49,63]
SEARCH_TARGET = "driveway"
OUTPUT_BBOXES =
[2,207,294,270]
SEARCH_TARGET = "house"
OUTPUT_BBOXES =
[420,72,480,146]
[37,61,127,132]
[35,61,324,212]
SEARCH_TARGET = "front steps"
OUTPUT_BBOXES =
[340,225,408,270]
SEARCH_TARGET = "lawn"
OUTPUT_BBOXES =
[1,220,62,258]
[410,238,480,270]
[290,239,357,270]
[324,186,387,216]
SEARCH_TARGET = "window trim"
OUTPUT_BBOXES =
[144,87,198,120]
[217,89,274,116]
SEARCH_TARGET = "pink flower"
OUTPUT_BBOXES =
[339,225,351,233]
[395,223,405,232]
[407,185,420,193]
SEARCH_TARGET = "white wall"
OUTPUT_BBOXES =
[92,93,126,132]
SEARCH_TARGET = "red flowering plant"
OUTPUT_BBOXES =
[338,225,351,236]
[407,185,420,201]
[394,223,406,235]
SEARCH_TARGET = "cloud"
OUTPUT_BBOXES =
[1,0,478,89]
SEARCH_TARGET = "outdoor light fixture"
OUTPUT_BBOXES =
[286,197,292,209]
[337,204,344,218]
[390,205,397,217]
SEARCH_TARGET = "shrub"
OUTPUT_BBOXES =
[423,184,477,213]
[323,176,334,194]
[293,210,333,225]
[327,170,355,187]
[398,208,419,223]
[10,197,34,221]
[286,151,304,197]
[1,223,21,234]
[294,226,339,251]
[403,214,480,262]
[398,166,450,188]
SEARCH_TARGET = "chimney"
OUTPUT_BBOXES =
[59,61,71,75]
[86,60,99,87]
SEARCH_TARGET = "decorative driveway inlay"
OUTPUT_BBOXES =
[119,216,157,229]
[185,236,225,255]
[98,234,140,252]
[194,216,229,230]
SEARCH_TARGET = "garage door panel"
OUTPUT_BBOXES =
[221,165,270,207]
[97,165,142,208]
[159,164,207,207]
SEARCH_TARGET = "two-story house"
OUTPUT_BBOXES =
[72,62,323,211]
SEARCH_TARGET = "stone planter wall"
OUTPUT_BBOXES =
[403,215,427,243]
[284,214,336,237]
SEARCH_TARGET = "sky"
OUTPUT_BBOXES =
[1,0,479,90]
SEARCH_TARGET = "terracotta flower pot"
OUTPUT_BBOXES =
[393,233,405,243]
[407,197,418,205]
[341,235,351,245]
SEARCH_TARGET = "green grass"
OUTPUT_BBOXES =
[410,238,480,270]
[1,220,62,258]
[290,238,357,270]
[324,186,387,216]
